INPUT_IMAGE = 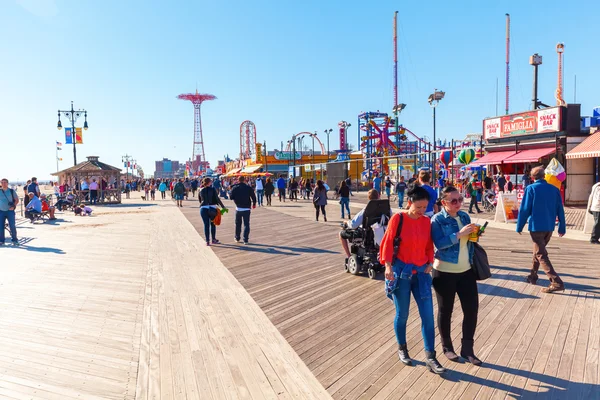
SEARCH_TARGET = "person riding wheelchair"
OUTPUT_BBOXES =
[339,189,392,279]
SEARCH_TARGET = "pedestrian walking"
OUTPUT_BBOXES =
[337,180,351,219]
[506,177,514,192]
[345,177,354,196]
[199,177,225,246]
[291,178,300,201]
[304,178,312,200]
[173,178,185,207]
[150,180,156,200]
[264,178,274,206]
[384,176,392,198]
[230,176,257,245]
[276,175,286,202]
[466,177,482,214]
[431,186,482,366]
[313,180,328,222]
[0,178,19,245]
[373,173,382,194]
[255,176,264,206]
[159,180,167,199]
[380,185,445,374]
[517,166,566,293]
[396,176,407,208]
[587,180,600,244]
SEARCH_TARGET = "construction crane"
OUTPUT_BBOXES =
[555,43,566,106]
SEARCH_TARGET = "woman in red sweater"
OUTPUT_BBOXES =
[380,185,445,374]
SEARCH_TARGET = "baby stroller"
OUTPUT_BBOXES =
[344,199,392,279]
[483,189,496,213]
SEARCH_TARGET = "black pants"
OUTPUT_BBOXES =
[432,268,479,348]
[278,188,286,201]
[592,211,600,242]
[315,204,326,220]
[235,210,251,242]
[90,189,98,204]
[265,193,272,205]
[469,195,481,213]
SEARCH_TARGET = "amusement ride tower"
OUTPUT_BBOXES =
[177,90,217,175]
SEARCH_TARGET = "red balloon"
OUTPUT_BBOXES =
[439,150,454,166]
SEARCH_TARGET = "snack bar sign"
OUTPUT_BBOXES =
[483,107,563,140]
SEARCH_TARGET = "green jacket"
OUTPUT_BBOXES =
[174,182,185,194]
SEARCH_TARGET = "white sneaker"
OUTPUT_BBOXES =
[234,238,240,243]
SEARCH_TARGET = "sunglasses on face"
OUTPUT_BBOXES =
[448,197,464,205]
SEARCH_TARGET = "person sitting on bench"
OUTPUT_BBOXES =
[40,194,57,220]
[25,192,42,222]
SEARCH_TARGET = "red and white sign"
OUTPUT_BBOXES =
[483,107,564,140]
[502,112,537,137]
[484,117,502,139]
[537,108,561,133]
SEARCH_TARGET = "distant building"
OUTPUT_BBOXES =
[154,158,180,179]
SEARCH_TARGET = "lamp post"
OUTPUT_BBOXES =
[57,101,88,166]
[263,140,268,172]
[312,132,316,181]
[427,90,445,179]
[292,135,296,177]
[324,129,333,161]
[122,154,133,183]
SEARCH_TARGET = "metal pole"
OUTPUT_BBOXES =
[312,133,316,181]
[326,131,330,162]
[433,106,437,179]
[71,102,77,166]
[292,136,296,177]
[264,140,267,172]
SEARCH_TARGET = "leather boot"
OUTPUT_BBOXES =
[441,337,459,362]
[397,344,412,366]
[425,351,446,374]
[460,339,482,366]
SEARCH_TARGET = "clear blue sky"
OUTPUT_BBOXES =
[1,0,597,181]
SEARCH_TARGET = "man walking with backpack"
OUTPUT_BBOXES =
[467,177,482,214]
[173,178,185,207]
[0,178,19,245]
[230,176,257,245]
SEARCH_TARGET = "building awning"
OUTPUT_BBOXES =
[224,168,241,176]
[566,132,600,159]
[240,164,262,174]
[469,151,516,167]
[503,147,556,164]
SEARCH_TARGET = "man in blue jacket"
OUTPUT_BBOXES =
[276,175,287,202]
[516,166,565,293]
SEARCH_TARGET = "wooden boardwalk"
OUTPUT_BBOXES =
[0,197,330,399]
[180,194,600,399]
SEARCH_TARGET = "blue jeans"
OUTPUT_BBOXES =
[386,187,391,197]
[0,210,17,243]
[391,273,435,352]
[398,191,405,208]
[200,207,217,242]
[256,189,264,206]
[340,197,350,218]
[235,210,251,242]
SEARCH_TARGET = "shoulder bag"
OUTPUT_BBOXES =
[471,242,491,280]
[392,213,405,261]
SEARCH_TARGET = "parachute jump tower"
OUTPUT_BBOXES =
[177,90,217,175]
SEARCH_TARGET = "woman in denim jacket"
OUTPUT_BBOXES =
[430,186,482,366]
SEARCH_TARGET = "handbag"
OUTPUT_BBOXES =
[392,213,404,261]
[471,242,491,280]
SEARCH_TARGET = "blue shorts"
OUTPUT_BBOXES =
[175,194,184,200]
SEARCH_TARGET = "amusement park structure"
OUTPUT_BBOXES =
[239,120,257,160]
[555,43,566,106]
[177,90,216,175]
[284,132,326,154]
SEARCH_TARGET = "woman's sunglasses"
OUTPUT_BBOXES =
[447,197,464,205]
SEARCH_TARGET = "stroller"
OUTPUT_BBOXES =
[344,199,392,279]
[482,189,496,213]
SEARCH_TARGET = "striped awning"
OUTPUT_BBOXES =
[566,132,600,159]
[240,164,262,173]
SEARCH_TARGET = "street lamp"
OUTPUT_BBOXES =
[57,101,88,166]
[312,132,317,181]
[324,129,333,161]
[428,90,445,178]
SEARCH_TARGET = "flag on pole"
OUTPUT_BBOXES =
[65,128,73,144]
[127,162,131,167]
[124,162,127,168]
[56,141,63,146]
[75,127,83,144]
[57,157,63,161]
